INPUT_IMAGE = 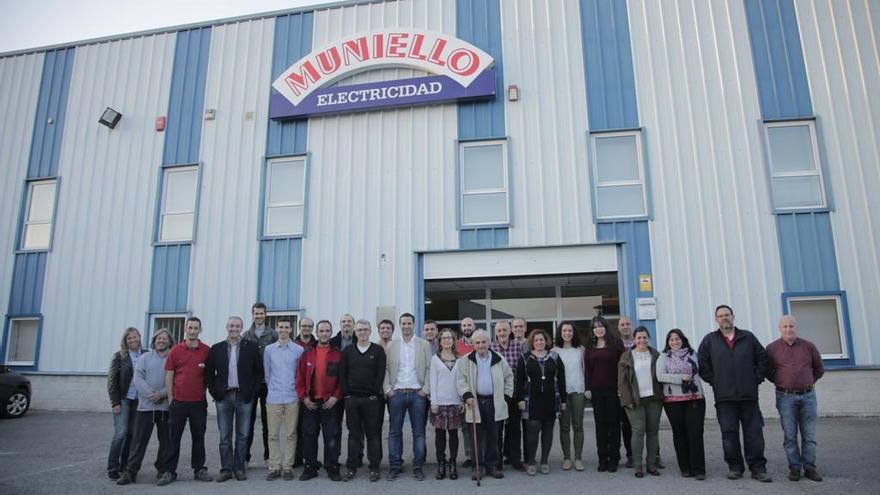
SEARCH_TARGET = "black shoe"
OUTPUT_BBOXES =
[727,470,744,480]
[625,457,635,468]
[234,470,247,481]
[156,472,177,486]
[788,468,801,481]
[804,468,823,482]
[646,468,660,476]
[194,468,213,482]
[436,462,447,480]
[489,468,504,479]
[681,470,693,478]
[266,470,281,481]
[634,466,644,478]
[282,470,294,480]
[328,469,342,482]
[449,462,458,480]
[108,471,120,481]
[299,469,318,481]
[116,472,135,485]
[386,468,401,481]
[216,471,234,482]
[413,468,425,481]
[608,463,618,473]
[695,473,706,480]
[462,459,473,468]
[751,471,773,483]
[343,468,356,481]
[369,471,380,482]
[597,461,608,472]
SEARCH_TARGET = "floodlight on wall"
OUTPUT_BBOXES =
[98,107,122,129]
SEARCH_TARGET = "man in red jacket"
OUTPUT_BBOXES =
[296,320,343,481]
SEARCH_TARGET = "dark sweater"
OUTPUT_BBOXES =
[584,342,624,391]
[340,342,387,397]
[698,328,768,402]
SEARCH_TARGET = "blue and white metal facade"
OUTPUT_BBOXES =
[1,0,878,377]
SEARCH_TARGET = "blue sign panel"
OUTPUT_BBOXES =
[270,68,496,119]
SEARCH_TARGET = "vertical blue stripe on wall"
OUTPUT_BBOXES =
[149,245,191,312]
[743,0,813,120]
[597,222,655,337]
[457,0,508,248]
[579,0,639,131]
[28,48,75,178]
[256,12,314,310]
[163,27,212,165]
[776,213,839,292]
[8,253,47,316]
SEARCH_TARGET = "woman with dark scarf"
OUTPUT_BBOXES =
[655,329,706,480]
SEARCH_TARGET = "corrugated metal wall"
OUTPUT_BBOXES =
[301,0,458,322]
[795,0,880,364]
[39,34,175,372]
[190,18,275,340]
[627,0,784,343]
[502,0,595,248]
[0,52,43,348]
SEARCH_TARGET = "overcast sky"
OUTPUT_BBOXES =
[0,0,323,53]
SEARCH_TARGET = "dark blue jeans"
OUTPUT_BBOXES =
[776,390,818,470]
[387,391,427,470]
[216,391,253,473]
[716,400,767,474]
[107,398,137,474]
[301,400,341,471]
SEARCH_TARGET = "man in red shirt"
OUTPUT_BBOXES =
[158,317,213,486]
[296,320,343,481]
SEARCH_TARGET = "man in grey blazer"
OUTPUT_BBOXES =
[384,313,432,481]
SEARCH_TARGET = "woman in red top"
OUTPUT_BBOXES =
[583,316,624,472]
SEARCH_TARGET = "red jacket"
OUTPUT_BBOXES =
[295,345,342,401]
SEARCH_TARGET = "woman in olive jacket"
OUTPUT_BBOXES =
[617,326,663,478]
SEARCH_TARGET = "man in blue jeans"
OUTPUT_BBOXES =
[384,313,432,481]
[205,316,263,482]
[766,315,824,482]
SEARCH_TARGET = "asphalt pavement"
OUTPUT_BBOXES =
[0,409,877,495]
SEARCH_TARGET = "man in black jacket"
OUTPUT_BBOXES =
[205,316,263,481]
[339,319,387,482]
[698,305,771,482]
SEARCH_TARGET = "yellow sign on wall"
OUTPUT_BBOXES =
[639,274,653,292]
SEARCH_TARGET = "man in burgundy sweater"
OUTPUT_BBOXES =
[766,315,824,483]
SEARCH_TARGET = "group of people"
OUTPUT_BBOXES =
[105,303,825,486]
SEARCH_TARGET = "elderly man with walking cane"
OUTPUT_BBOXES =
[457,329,514,482]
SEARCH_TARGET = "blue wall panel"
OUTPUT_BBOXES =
[776,212,840,292]
[744,0,813,120]
[28,48,75,178]
[579,0,639,131]
[163,27,212,165]
[598,221,655,337]
[456,0,505,140]
[8,252,47,316]
[459,228,509,250]
[266,12,313,157]
[258,238,302,311]
[149,244,191,313]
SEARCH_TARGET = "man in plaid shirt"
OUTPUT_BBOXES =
[490,320,526,471]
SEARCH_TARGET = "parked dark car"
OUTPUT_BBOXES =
[0,366,31,418]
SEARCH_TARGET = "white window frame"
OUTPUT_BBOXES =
[590,130,649,221]
[20,179,58,251]
[263,156,307,237]
[151,313,187,347]
[785,294,848,360]
[158,165,199,243]
[5,317,40,366]
[265,311,300,332]
[458,139,510,228]
[763,120,828,211]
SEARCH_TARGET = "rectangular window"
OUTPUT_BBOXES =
[6,318,39,365]
[764,120,827,210]
[785,294,848,359]
[151,314,186,346]
[159,166,199,242]
[21,179,57,250]
[590,130,648,220]
[266,312,299,333]
[264,157,306,237]
[459,140,510,227]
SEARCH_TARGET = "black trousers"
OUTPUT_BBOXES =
[345,396,384,471]
[664,399,706,475]
[302,400,341,471]
[716,400,767,473]
[525,419,555,465]
[246,383,269,462]
[125,410,170,476]
[166,400,207,475]
[473,396,501,470]
[501,396,523,464]
[591,388,621,464]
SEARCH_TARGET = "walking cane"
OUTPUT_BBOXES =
[469,398,481,487]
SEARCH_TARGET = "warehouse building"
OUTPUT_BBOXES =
[0,0,878,413]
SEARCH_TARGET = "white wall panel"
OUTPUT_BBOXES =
[302,0,458,323]
[190,19,275,343]
[628,0,784,344]
[40,34,175,372]
[796,0,880,365]
[0,52,43,351]
[501,0,595,246]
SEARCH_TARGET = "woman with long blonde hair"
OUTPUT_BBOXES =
[106,327,143,480]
